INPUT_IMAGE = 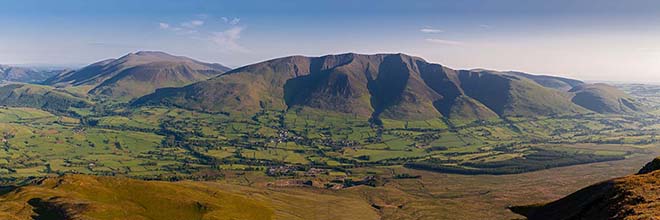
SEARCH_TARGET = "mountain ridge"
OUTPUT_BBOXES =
[134,52,638,121]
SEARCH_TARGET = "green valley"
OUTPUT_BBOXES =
[0,52,658,220]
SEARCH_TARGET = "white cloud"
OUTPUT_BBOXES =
[230,18,240,25]
[426,38,463,45]
[159,22,170,29]
[222,17,240,25]
[479,24,493,29]
[212,26,248,52]
[196,14,209,19]
[420,28,443,33]
[159,17,247,52]
[181,20,204,28]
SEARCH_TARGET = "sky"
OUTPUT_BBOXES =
[1,0,660,83]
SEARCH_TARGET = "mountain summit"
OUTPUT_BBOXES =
[44,51,230,101]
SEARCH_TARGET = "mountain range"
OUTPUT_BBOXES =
[133,52,643,121]
[0,51,643,120]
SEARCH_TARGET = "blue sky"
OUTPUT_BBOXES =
[2,0,660,82]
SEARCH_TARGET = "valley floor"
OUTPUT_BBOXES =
[0,149,655,220]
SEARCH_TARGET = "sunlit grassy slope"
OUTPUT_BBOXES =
[0,174,380,220]
[0,174,273,220]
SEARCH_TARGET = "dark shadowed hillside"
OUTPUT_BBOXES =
[511,157,660,220]
[43,51,230,101]
[134,53,617,121]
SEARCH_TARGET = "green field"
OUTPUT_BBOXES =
[0,100,656,182]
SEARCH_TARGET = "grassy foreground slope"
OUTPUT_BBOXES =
[511,157,660,220]
[0,175,272,220]
[0,174,380,220]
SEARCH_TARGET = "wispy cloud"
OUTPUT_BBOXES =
[420,28,443,33]
[181,20,204,28]
[479,24,494,29]
[426,38,463,45]
[159,22,170,29]
[88,42,137,48]
[221,17,241,25]
[196,14,209,19]
[212,26,248,52]
[159,16,248,53]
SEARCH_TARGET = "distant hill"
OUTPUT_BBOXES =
[0,84,90,114]
[511,157,660,220]
[134,53,635,121]
[0,65,65,83]
[504,71,583,91]
[570,83,644,114]
[44,51,230,101]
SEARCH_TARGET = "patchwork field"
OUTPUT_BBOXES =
[0,103,658,182]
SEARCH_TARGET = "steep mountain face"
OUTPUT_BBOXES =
[570,83,643,114]
[0,65,65,83]
[511,157,660,220]
[44,51,230,100]
[134,53,636,121]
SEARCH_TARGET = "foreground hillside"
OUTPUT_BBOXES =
[134,53,641,121]
[512,157,660,220]
[0,175,273,220]
[44,51,230,101]
[0,174,379,220]
[0,155,654,220]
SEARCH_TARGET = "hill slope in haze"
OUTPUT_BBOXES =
[135,53,635,121]
[44,51,230,101]
[0,65,65,83]
[511,157,660,220]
